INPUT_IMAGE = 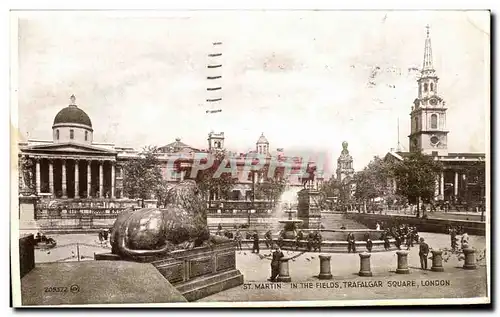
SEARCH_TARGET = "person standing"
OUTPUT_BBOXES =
[347,232,356,253]
[234,229,242,251]
[375,222,381,231]
[264,230,273,249]
[252,231,260,254]
[269,246,284,282]
[366,238,373,253]
[419,237,430,270]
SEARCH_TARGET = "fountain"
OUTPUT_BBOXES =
[278,203,303,239]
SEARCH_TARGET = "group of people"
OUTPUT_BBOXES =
[449,226,470,251]
[98,228,110,244]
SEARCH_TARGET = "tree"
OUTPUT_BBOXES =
[192,150,237,202]
[254,162,287,203]
[392,151,443,218]
[354,156,392,212]
[122,146,163,206]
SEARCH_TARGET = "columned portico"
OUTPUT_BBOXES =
[111,162,115,198]
[35,158,41,194]
[87,160,91,198]
[48,159,54,195]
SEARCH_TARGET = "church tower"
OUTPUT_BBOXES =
[409,25,449,156]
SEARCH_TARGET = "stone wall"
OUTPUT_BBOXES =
[345,213,486,236]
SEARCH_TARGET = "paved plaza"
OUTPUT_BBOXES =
[33,231,487,302]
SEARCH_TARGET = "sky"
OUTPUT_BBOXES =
[14,10,489,175]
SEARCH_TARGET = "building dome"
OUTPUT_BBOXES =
[256,133,269,144]
[52,95,92,129]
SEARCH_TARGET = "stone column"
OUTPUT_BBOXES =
[277,258,291,282]
[396,250,410,274]
[35,158,41,194]
[431,250,444,272]
[61,159,67,198]
[359,252,373,277]
[434,177,439,198]
[99,160,104,198]
[48,159,54,195]
[111,162,116,199]
[440,172,444,198]
[74,159,80,198]
[463,248,477,270]
[454,171,459,197]
[87,160,91,198]
[318,255,333,279]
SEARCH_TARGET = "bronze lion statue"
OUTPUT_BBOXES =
[110,180,228,259]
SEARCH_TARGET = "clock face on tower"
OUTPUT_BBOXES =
[430,98,438,106]
[430,135,440,146]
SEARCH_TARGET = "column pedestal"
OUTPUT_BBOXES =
[431,250,444,272]
[318,255,333,279]
[277,258,291,282]
[396,250,410,274]
[359,252,373,277]
[463,248,477,270]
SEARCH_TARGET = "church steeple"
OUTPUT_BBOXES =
[409,25,448,156]
[422,25,434,73]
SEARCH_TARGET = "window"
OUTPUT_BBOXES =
[69,129,74,140]
[431,114,438,129]
[430,83,434,91]
[56,129,59,140]
[85,131,88,141]
[424,83,428,92]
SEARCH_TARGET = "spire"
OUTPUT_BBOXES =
[422,25,434,73]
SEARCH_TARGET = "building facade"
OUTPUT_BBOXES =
[385,26,486,206]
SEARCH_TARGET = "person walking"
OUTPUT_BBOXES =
[419,237,430,270]
[252,231,260,254]
[268,245,284,282]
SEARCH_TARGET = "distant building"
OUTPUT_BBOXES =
[385,26,486,206]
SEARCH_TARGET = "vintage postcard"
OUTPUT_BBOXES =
[10,10,490,307]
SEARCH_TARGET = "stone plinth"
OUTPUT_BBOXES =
[297,189,322,229]
[277,258,292,282]
[318,255,333,279]
[463,248,477,270]
[19,195,40,235]
[95,241,243,301]
[19,234,35,278]
[396,250,410,274]
[358,252,372,277]
[431,250,444,272]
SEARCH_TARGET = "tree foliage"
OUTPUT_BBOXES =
[192,150,237,201]
[354,156,391,203]
[122,146,164,203]
[392,151,443,217]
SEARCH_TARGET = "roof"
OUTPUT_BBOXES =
[53,105,92,128]
[159,138,199,153]
[256,133,269,144]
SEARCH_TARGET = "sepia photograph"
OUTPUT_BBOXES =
[10,9,490,307]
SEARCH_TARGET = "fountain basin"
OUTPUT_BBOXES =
[278,219,303,239]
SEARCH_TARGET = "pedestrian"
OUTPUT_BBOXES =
[384,234,390,251]
[98,231,104,244]
[102,229,109,241]
[252,231,260,254]
[375,222,381,231]
[347,232,356,253]
[314,231,322,252]
[419,237,430,270]
[366,238,373,253]
[234,229,242,250]
[394,234,401,250]
[268,245,284,282]
[450,228,457,251]
[307,231,315,251]
[461,232,470,249]
[264,230,273,249]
